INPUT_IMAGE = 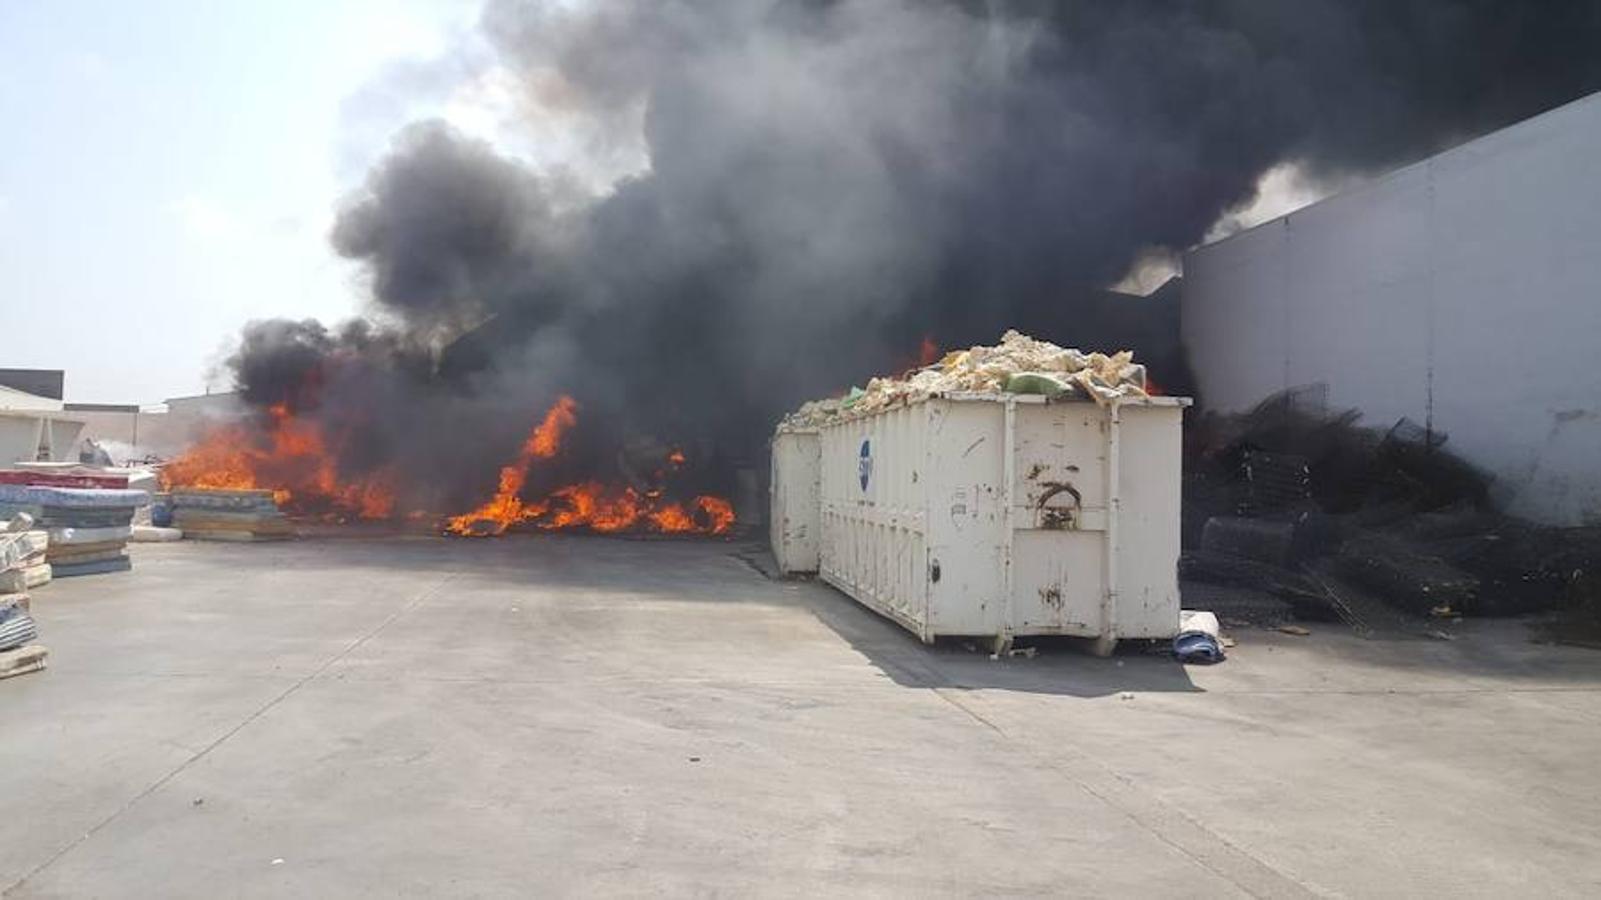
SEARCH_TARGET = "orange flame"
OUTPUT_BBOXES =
[529,395,579,459]
[918,335,940,367]
[444,399,734,537]
[160,402,397,518]
[162,392,732,536]
[444,396,578,536]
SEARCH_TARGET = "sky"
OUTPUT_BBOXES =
[0,0,1322,406]
[0,0,495,403]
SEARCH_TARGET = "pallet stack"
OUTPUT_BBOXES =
[170,489,295,541]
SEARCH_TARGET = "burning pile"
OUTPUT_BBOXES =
[170,489,295,541]
[444,396,734,537]
[158,403,396,521]
[780,330,1150,429]
[160,394,734,538]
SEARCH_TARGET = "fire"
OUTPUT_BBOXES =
[888,334,943,376]
[529,396,579,459]
[160,402,397,518]
[443,396,578,535]
[163,392,733,537]
[444,398,735,537]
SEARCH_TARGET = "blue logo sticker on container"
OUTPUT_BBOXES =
[858,439,873,491]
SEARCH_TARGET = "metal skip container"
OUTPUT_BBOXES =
[769,427,821,575]
[809,392,1188,654]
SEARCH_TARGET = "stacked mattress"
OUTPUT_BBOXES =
[0,592,45,681]
[0,514,51,592]
[170,489,294,541]
[0,483,148,578]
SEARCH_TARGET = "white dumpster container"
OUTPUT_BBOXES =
[770,428,820,574]
[815,393,1188,653]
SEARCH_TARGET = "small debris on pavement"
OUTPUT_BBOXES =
[1278,625,1311,636]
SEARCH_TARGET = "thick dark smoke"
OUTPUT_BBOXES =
[229,0,1601,510]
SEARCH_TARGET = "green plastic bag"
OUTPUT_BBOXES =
[1004,372,1069,397]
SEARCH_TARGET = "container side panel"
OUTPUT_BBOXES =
[1004,405,1106,632]
[769,432,821,574]
[1011,403,1108,516]
[923,400,1006,635]
[817,406,930,639]
[1113,405,1183,637]
[1011,530,1101,633]
[816,397,1185,643]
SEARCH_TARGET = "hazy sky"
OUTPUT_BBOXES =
[0,0,491,403]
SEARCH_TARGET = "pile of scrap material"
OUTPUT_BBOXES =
[1181,386,1601,629]
[0,478,147,578]
[0,592,45,681]
[0,514,51,593]
[170,489,294,541]
[780,330,1149,429]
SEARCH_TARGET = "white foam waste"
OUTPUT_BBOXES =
[780,330,1149,430]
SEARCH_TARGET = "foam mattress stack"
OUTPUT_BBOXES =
[0,483,148,578]
[170,489,295,541]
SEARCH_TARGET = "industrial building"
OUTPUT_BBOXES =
[1183,90,1601,525]
[0,367,244,466]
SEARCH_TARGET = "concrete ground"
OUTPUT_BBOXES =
[3,535,1600,898]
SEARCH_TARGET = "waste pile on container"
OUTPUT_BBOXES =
[1181,386,1601,633]
[0,476,147,578]
[780,329,1151,430]
[170,489,295,541]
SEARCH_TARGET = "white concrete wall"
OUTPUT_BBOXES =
[1183,92,1601,525]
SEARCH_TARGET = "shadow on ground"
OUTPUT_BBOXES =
[130,531,1601,698]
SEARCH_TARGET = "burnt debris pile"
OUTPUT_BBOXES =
[1182,387,1601,631]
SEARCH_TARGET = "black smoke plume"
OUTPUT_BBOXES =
[227,0,1601,512]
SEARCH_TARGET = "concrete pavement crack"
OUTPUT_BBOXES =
[2,570,461,897]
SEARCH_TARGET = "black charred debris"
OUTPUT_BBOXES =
[1180,387,1601,637]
